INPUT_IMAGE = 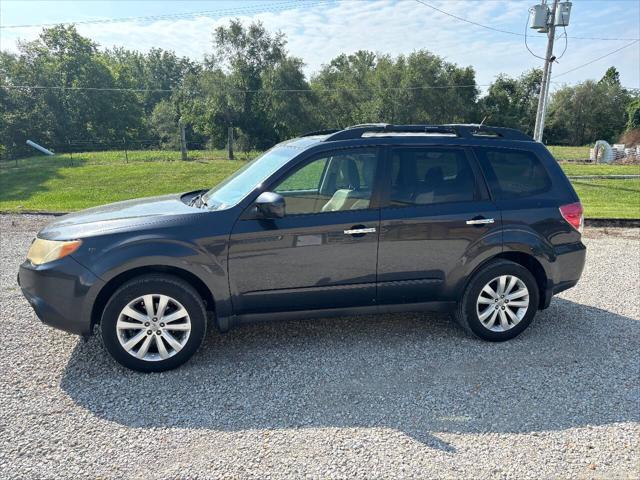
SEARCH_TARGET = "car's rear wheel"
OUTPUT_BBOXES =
[454,259,539,341]
[101,274,207,372]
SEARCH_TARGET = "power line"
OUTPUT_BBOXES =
[413,0,522,37]
[6,81,634,94]
[0,0,330,29]
[552,40,640,78]
[413,0,640,42]
[0,83,488,94]
[2,85,173,93]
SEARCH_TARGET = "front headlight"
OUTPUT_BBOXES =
[26,238,82,265]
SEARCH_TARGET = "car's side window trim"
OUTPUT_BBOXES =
[379,145,485,210]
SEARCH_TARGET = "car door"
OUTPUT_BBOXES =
[377,145,502,305]
[228,147,382,315]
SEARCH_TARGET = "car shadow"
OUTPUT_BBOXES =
[60,298,639,452]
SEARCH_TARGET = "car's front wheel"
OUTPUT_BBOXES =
[454,259,539,341]
[101,274,207,372]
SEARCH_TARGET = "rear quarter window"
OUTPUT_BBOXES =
[476,148,552,200]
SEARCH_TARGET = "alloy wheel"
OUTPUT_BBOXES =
[476,275,529,332]
[116,294,191,361]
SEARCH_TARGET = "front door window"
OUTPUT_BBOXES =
[273,149,378,215]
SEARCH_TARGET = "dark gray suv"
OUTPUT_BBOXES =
[18,124,586,371]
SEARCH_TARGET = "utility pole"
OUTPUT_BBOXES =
[533,0,559,143]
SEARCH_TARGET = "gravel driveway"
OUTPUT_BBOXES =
[1,214,638,479]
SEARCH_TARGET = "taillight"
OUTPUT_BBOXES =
[559,202,584,233]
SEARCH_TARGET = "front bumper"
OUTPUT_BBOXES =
[18,256,104,336]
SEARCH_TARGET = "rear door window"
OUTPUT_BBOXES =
[476,148,552,200]
[389,147,477,206]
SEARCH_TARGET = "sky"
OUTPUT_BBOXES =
[1,0,639,92]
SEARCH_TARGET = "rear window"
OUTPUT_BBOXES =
[477,148,552,199]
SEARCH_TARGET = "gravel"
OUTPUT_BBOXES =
[1,214,639,479]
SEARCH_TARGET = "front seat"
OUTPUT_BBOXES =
[322,159,362,212]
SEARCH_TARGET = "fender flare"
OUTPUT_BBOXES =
[83,238,232,331]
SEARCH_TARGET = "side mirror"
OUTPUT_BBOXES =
[255,191,285,219]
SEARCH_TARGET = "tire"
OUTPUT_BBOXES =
[454,259,539,342]
[101,274,207,372]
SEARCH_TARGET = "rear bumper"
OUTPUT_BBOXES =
[541,241,586,309]
[18,256,103,336]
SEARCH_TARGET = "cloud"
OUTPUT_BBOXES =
[1,0,638,89]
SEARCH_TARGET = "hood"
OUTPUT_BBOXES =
[38,194,203,240]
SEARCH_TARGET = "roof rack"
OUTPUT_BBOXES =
[322,123,533,142]
[300,128,342,137]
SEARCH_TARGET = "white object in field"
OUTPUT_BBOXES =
[529,4,549,30]
[26,140,54,156]
[593,140,614,164]
[589,148,595,161]
[612,144,626,161]
[554,1,572,26]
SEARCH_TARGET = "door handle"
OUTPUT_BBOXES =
[466,218,495,225]
[344,227,376,235]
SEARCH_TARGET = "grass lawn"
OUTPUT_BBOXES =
[1,149,258,170]
[1,150,639,218]
[559,163,640,176]
[571,179,640,219]
[0,158,245,212]
[547,145,591,161]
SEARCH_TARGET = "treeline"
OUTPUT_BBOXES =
[1,23,638,159]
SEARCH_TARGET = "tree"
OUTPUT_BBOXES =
[478,69,542,136]
[0,25,141,156]
[310,50,479,128]
[261,57,320,140]
[545,77,631,145]
[599,66,621,87]
[625,98,640,131]
[181,20,311,150]
[150,99,180,149]
[1,22,636,158]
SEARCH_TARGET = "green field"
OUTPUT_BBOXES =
[560,163,640,176]
[0,158,243,212]
[547,145,591,162]
[2,148,259,169]
[1,150,639,218]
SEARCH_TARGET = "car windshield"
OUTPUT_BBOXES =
[202,146,299,211]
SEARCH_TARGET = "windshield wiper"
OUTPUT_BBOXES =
[188,192,208,208]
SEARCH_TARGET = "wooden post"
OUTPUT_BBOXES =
[179,118,188,161]
[68,140,73,166]
[123,138,128,163]
[227,126,234,160]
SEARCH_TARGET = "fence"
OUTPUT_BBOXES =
[2,141,639,171]
[0,138,259,169]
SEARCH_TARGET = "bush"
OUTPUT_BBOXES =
[626,99,640,132]
[619,129,640,147]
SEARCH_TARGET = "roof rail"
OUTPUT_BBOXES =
[322,123,533,142]
[300,128,341,137]
[444,124,533,141]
